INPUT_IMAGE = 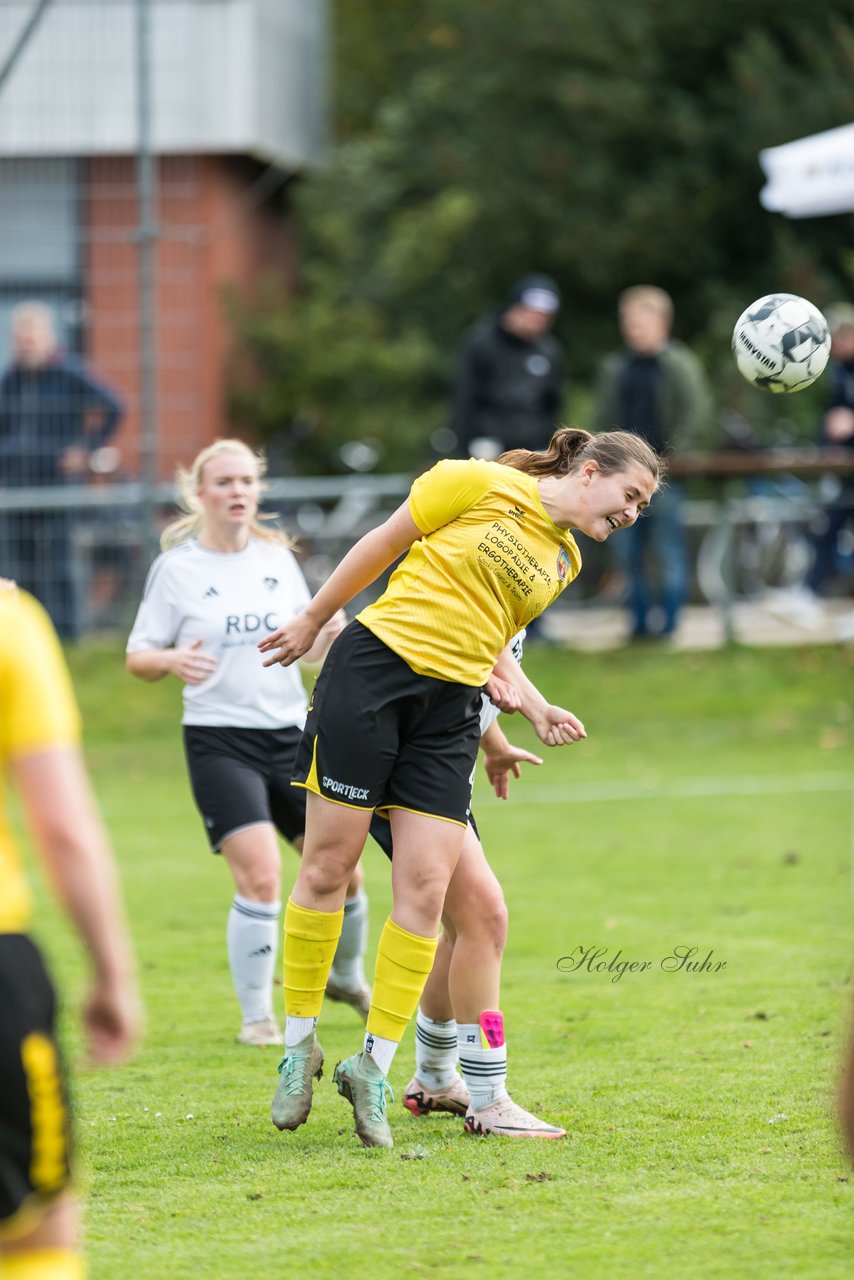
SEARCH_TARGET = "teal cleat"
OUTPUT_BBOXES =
[271,1033,324,1131]
[333,1051,394,1149]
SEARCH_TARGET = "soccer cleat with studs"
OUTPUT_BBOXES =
[403,1073,470,1117]
[270,1032,324,1131]
[333,1051,395,1149]
[464,1095,566,1139]
[325,976,372,1021]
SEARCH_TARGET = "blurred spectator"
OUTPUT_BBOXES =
[449,274,566,460]
[805,303,854,598]
[593,285,711,640]
[0,302,124,639]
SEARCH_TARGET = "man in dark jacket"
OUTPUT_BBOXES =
[593,285,711,640]
[0,303,124,638]
[450,275,566,459]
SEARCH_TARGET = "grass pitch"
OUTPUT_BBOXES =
[20,640,854,1279]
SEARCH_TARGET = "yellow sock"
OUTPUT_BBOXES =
[283,898,344,1018]
[367,918,438,1041]
[1,1248,86,1279]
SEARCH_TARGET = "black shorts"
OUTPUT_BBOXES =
[183,725,308,852]
[293,621,482,828]
[0,935,73,1237]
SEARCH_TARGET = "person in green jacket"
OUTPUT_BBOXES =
[593,285,712,640]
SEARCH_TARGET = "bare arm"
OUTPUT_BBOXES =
[126,639,218,686]
[258,501,423,667]
[13,746,142,1064]
[491,644,586,747]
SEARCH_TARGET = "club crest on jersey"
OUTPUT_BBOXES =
[263,577,279,590]
[556,548,570,583]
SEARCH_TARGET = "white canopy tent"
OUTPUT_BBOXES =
[759,121,854,218]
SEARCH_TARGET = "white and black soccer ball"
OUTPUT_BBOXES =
[732,293,831,394]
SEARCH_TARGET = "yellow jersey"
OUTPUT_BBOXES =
[0,591,81,933]
[357,460,581,685]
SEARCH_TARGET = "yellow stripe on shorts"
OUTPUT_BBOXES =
[21,1033,68,1195]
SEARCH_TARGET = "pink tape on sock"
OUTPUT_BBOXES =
[479,1009,505,1049]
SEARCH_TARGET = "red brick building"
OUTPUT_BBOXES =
[0,0,327,478]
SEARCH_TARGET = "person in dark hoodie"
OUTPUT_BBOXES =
[0,303,124,639]
[449,275,566,461]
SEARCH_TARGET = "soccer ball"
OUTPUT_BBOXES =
[732,293,830,393]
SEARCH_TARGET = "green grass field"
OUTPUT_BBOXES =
[19,641,854,1279]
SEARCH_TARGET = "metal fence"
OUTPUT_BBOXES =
[1,469,849,641]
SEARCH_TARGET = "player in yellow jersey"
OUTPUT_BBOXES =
[258,426,661,1148]
[0,587,141,1280]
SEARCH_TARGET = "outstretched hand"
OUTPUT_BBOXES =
[257,612,321,668]
[483,742,543,800]
[530,703,586,748]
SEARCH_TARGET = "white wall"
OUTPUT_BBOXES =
[0,0,328,166]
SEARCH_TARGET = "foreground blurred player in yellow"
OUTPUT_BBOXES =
[0,585,142,1279]
[259,426,660,1148]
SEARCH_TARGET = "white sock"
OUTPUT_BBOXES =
[226,895,280,1025]
[328,890,368,991]
[285,1015,317,1047]
[458,1022,508,1111]
[364,1031,398,1076]
[415,1008,459,1090]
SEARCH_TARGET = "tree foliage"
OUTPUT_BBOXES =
[229,0,854,471]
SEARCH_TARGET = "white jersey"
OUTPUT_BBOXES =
[479,629,525,736]
[126,538,312,729]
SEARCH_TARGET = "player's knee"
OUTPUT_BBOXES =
[298,851,353,899]
[242,867,280,902]
[396,869,449,932]
[447,886,507,956]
